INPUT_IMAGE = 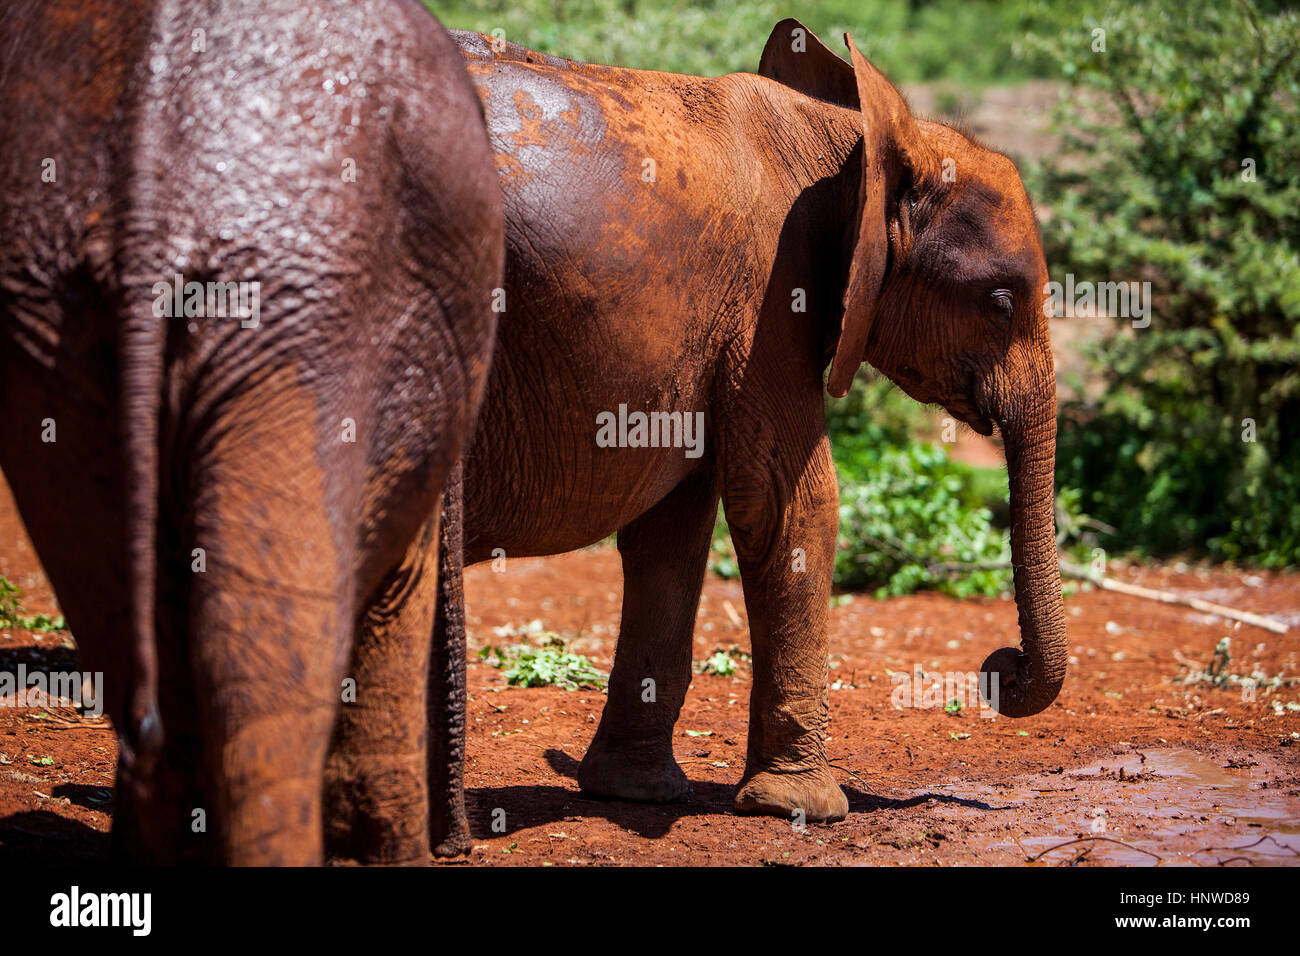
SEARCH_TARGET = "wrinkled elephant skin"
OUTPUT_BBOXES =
[0,0,503,864]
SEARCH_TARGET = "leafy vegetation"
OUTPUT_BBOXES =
[0,576,65,633]
[697,648,747,676]
[477,622,607,689]
[826,378,1015,598]
[1027,0,1300,566]
[433,0,1084,85]
[709,376,1093,598]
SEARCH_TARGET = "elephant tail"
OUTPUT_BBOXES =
[116,283,166,778]
[115,21,171,778]
[430,460,472,857]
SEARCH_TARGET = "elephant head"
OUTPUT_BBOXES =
[762,22,1067,717]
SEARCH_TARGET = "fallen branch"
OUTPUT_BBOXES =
[1058,560,1290,635]
[924,558,1289,634]
[1025,835,1163,864]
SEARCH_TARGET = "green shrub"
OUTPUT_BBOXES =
[433,0,1081,84]
[1026,0,1300,566]
[0,576,66,633]
[828,380,1013,598]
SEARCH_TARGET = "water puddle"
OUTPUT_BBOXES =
[989,749,1300,865]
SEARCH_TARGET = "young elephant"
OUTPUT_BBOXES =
[440,19,1066,827]
[0,0,502,864]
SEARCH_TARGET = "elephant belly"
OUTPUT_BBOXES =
[462,344,710,564]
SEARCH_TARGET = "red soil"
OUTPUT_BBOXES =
[1,472,1297,866]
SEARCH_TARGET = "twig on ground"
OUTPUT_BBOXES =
[924,557,1289,634]
[1026,835,1163,863]
[1059,559,1289,635]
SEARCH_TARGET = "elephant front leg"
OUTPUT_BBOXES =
[723,429,847,824]
[325,515,441,865]
[578,468,717,803]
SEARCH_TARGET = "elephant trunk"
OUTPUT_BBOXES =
[981,386,1068,718]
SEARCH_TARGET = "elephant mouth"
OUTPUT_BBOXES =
[945,398,995,437]
[890,367,995,436]
[964,411,995,436]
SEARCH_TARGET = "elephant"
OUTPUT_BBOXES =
[0,0,502,864]
[435,18,1067,830]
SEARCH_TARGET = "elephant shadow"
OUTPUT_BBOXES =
[463,749,1009,841]
[0,643,80,674]
[465,749,737,842]
[0,808,110,863]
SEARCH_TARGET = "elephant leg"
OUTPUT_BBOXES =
[720,414,847,824]
[325,512,441,865]
[578,467,717,803]
[429,462,471,858]
[184,376,356,865]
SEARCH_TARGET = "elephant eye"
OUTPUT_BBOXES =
[990,289,1015,321]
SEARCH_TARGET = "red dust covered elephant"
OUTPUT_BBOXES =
[0,0,502,864]
[433,19,1067,840]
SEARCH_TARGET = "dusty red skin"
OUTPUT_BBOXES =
[0,0,502,864]
[433,19,1066,834]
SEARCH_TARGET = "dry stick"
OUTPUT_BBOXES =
[826,759,873,787]
[1057,559,1290,635]
[1026,835,1164,864]
[925,558,1290,635]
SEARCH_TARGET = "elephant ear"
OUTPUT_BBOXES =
[757,18,858,108]
[825,34,938,398]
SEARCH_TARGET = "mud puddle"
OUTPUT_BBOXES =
[975,749,1300,866]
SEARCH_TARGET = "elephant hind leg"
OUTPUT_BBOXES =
[184,370,355,864]
[325,510,442,866]
[577,467,718,804]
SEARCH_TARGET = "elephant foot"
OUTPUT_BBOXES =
[433,833,472,859]
[577,741,691,803]
[734,765,848,823]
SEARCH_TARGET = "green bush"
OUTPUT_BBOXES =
[826,378,1014,598]
[1026,0,1300,566]
[433,0,1081,84]
[0,576,65,633]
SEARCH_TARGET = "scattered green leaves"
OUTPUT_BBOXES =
[477,623,607,690]
[0,576,66,633]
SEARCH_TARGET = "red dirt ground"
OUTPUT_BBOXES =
[1,471,1297,866]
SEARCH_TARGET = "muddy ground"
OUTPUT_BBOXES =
[1,470,1297,867]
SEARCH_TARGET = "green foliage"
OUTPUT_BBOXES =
[698,649,740,676]
[708,506,739,580]
[831,408,1013,599]
[710,374,1092,597]
[0,576,66,633]
[477,624,607,689]
[1027,0,1300,565]
[432,0,1082,84]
